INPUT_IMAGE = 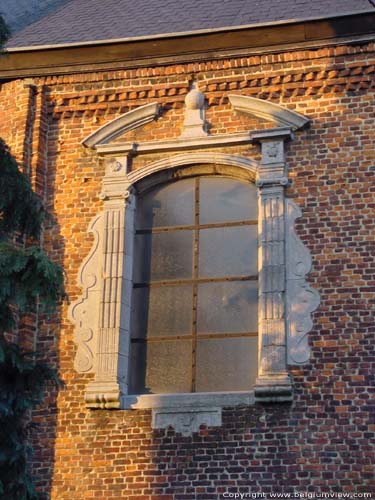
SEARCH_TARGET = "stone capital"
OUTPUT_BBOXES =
[252,128,292,186]
[251,130,292,190]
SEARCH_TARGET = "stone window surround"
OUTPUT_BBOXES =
[69,95,319,433]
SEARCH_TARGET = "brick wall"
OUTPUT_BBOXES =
[0,41,374,498]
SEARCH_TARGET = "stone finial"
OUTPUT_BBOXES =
[185,82,205,110]
[181,82,208,138]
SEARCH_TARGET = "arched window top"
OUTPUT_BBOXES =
[127,153,259,194]
[135,175,258,228]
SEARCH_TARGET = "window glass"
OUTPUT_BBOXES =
[132,285,193,338]
[199,177,257,224]
[196,281,258,334]
[195,337,258,392]
[130,340,192,394]
[130,176,258,395]
[136,178,194,228]
[133,231,193,282]
[198,226,258,277]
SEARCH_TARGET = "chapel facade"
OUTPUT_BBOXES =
[0,1,374,498]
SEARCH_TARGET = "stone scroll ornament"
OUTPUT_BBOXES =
[285,200,320,364]
[68,213,104,373]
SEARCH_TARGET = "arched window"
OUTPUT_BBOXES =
[129,176,258,394]
[73,107,319,415]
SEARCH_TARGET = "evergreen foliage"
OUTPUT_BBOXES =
[0,344,61,500]
[0,15,10,49]
[0,22,66,496]
[0,141,44,240]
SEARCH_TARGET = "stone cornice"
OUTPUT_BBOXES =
[251,128,294,142]
[95,132,253,155]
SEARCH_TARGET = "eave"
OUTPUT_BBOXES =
[0,11,374,80]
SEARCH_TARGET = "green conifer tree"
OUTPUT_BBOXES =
[0,18,65,499]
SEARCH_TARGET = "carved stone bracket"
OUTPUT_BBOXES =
[152,408,221,436]
[286,200,320,364]
[68,213,104,373]
[100,156,130,199]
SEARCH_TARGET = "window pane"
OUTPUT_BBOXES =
[129,340,192,394]
[199,226,258,277]
[131,175,259,395]
[197,281,258,334]
[133,231,193,282]
[136,178,194,228]
[199,177,257,224]
[195,337,258,392]
[131,285,192,338]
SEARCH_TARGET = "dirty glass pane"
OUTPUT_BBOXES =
[195,337,258,392]
[136,178,195,228]
[197,281,258,334]
[131,285,192,338]
[133,231,193,282]
[198,226,258,277]
[129,340,192,394]
[199,177,257,224]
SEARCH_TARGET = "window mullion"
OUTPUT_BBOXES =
[191,177,200,392]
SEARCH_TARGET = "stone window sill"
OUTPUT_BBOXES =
[122,391,255,435]
[122,390,255,409]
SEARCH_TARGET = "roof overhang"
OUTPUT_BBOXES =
[0,11,374,80]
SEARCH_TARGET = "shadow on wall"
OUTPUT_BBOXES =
[16,86,66,500]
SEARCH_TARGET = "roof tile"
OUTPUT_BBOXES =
[6,0,373,48]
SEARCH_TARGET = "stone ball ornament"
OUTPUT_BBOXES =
[185,82,205,110]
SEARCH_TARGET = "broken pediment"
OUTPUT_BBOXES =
[228,94,310,131]
[81,102,160,148]
[81,91,309,155]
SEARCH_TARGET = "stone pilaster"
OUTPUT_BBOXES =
[252,129,293,402]
[85,158,135,409]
